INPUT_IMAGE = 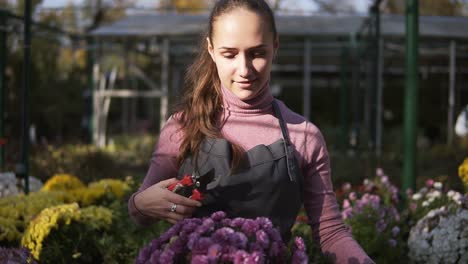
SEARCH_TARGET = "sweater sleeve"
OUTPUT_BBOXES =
[302,123,374,264]
[128,116,183,225]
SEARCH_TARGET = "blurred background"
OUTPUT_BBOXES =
[1,1,468,263]
[0,0,467,189]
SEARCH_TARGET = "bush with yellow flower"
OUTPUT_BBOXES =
[21,203,112,262]
[459,158,468,192]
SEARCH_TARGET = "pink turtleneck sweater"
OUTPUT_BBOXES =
[129,85,373,263]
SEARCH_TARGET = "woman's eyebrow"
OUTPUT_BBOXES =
[218,44,267,51]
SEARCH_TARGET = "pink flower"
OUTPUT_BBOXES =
[342,182,352,192]
[425,179,435,188]
[343,199,351,209]
[376,168,384,177]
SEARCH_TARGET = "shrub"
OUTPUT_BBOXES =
[459,158,468,192]
[21,203,112,262]
[0,192,69,245]
[339,169,405,263]
[30,144,124,183]
[41,173,85,191]
[136,211,308,264]
[407,195,468,263]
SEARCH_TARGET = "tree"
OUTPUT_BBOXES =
[156,0,210,13]
[314,0,359,14]
[382,0,465,16]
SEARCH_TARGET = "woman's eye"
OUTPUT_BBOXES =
[252,51,266,57]
[222,54,236,59]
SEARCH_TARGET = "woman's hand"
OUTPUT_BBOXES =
[134,178,202,224]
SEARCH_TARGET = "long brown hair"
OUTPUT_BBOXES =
[173,0,278,167]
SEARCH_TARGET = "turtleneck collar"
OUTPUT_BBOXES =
[221,82,274,116]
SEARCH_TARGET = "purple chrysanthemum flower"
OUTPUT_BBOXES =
[249,241,264,252]
[191,255,209,264]
[266,228,282,243]
[188,232,201,250]
[159,223,183,242]
[233,250,250,263]
[231,217,246,228]
[294,237,306,251]
[230,231,248,249]
[136,211,302,263]
[212,227,236,245]
[159,249,175,263]
[207,244,222,261]
[192,237,214,255]
[149,249,162,264]
[168,236,188,255]
[255,230,270,249]
[391,226,400,237]
[221,218,232,226]
[255,217,273,231]
[241,219,260,236]
[182,220,201,235]
[292,250,308,264]
[250,251,265,264]
[211,211,227,221]
[136,245,151,264]
[387,239,397,247]
[196,218,215,234]
[376,219,387,233]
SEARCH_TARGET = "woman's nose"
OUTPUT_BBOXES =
[238,54,251,78]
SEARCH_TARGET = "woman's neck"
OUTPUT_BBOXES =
[221,83,274,115]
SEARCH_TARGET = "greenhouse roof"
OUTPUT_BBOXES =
[91,13,468,39]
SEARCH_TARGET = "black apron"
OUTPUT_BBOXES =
[177,101,303,241]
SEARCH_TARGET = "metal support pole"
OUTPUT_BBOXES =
[0,9,6,169]
[339,46,349,151]
[402,0,419,194]
[86,36,96,143]
[350,33,360,150]
[447,40,456,146]
[376,38,384,157]
[19,0,32,194]
[160,38,169,130]
[371,1,382,153]
[303,38,311,120]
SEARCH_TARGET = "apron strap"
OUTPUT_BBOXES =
[272,100,299,182]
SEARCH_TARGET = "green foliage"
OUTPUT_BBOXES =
[290,213,332,264]
[97,200,171,264]
[107,134,157,167]
[344,206,405,264]
[21,203,112,263]
[30,144,124,184]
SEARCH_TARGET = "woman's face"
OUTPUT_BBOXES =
[207,8,278,101]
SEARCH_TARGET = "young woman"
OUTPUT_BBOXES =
[129,0,373,262]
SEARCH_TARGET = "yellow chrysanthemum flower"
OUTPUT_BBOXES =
[0,191,69,244]
[21,203,113,261]
[41,174,85,192]
[458,158,468,192]
[21,203,79,260]
[88,179,131,199]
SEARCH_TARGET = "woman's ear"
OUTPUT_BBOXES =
[207,37,216,62]
[273,36,279,59]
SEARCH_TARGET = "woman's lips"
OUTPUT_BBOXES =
[235,79,257,88]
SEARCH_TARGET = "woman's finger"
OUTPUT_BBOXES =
[166,202,197,217]
[166,191,202,208]
[155,178,179,188]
